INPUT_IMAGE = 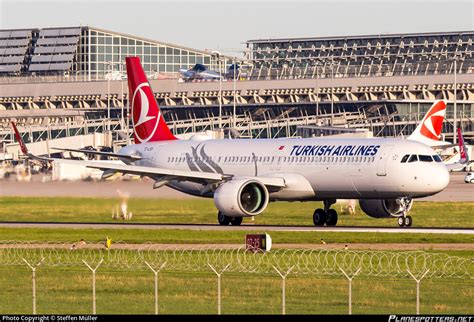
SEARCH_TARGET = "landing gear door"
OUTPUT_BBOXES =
[376,145,394,176]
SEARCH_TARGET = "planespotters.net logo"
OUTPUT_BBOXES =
[389,316,473,322]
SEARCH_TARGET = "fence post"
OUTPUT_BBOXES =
[144,261,167,315]
[22,258,45,315]
[339,266,361,315]
[273,266,294,315]
[208,263,230,315]
[407,269,430,315]
[83,259,103,314]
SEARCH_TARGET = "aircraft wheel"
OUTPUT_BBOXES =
[230,217,243,226]
[404,216,413,227]
[217,211,231,225]
[313,209,327,226]
[398,216,405,227]
[326,209,338,226]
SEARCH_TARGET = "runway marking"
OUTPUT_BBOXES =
[0,222,472,234]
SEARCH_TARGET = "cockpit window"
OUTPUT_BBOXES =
[432,155,442,162]
[408,155,418,163]
[418,155,433,162]
[401,155,410,163]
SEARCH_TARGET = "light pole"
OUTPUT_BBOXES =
[212,51,222,131]
[315,62,320,120]
[330,56,334,126]
[105,61,114,133]
[233,57,237,129]
[453,57,458,144]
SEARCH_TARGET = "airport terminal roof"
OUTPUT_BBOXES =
[246,30,474,44]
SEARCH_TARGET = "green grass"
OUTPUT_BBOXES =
[0,227,473,245]
[0,197,473,228]
[0,197,472,314]
[0,246,472,314]
[0,267,472,314]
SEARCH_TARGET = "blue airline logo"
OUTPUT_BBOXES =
[289,144,380,157]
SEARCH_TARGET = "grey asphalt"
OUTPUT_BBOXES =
[0,222,472,234]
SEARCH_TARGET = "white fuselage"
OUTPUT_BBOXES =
[119,137,450,201]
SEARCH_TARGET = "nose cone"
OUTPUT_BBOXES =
[430,165,450,194]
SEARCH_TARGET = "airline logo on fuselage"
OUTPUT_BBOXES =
[289,144,380,157]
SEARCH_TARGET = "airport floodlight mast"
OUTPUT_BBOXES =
[233,56,237,129]
[211,50,223,131]
[453,56,459,144]
[330,56,334,126]
[315,62,322,120]
[105,61,126,135]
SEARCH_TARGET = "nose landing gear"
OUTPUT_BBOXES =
[398,215,413,227]
[313,199,338,226]
[397,197,413,227]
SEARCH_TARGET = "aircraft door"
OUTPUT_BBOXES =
[270,149,284,171]
[376,145,394,176]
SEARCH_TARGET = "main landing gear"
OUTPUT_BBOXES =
[397,197,413,227]
[217,211,243,226]
[398,216,413,227]
[313,199,338,226]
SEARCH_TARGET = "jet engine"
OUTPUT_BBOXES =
[214,179,269,217]
[359,198,413,218]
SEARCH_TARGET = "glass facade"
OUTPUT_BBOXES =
[75,27,218,79]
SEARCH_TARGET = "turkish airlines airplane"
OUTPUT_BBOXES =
[12,57,451,227]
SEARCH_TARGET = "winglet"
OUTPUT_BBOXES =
[11,121,29,155]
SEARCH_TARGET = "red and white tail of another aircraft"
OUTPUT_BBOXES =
[407,100,448,147]
[446,127,471,172]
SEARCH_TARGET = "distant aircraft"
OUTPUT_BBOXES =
[12,57,450,228]
[445,127,470,172]
[179,64,222,81]
[224,63,239,79]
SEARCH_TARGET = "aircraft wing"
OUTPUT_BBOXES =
[445,162,466,172]
[431,143,458,149]
[52,147,142,161]
[82,160,286,188]
[11,121,52,163]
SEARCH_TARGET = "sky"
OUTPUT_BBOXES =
[1,0,473,56]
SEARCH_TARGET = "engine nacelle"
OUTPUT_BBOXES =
[214,179,269,217]
[359,198,413,218]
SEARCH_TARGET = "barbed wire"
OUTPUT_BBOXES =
[0,241,471,279]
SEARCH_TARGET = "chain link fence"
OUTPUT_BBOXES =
[0,241,472,314]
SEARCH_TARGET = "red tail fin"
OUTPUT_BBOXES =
[458,127,468,161]
[11,121,29,155]
[407,100,447,146]
[125,57,177,143]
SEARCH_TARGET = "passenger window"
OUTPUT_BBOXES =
[419,155,433,162]
[401,155,410,163]
[432,155,442,162]
[408,155,418,163]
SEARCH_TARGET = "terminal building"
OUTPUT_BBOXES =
[0,26,227,79]
[0,27,473,160]
[244,31,474,79]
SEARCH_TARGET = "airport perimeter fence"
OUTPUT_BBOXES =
[0,241,472,315]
